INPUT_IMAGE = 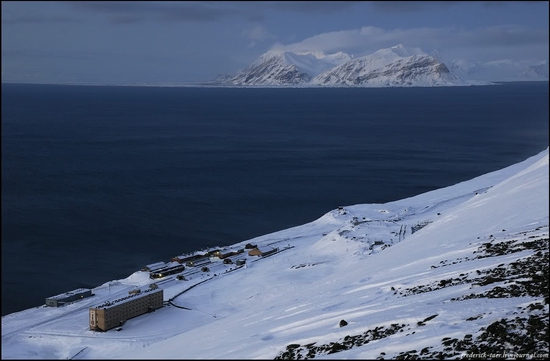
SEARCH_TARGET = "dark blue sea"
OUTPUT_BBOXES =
[2,82,548,316]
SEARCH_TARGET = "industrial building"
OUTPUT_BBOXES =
[45,288,93,307]
[171,253,203,264]
[141,261,166,272]
[149,264,185,279]
[185,256,211,267]
[218,249,244,259]
[89,288,163,332]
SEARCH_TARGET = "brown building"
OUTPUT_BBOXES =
[248,247,263,256]
[248,247,278,257]
[89,288,163,332]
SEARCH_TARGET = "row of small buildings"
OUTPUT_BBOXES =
[141,245,277,277]
[44,244,280,332]
[144,245,276,270]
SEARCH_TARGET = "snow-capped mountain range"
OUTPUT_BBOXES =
[216,44,548,87]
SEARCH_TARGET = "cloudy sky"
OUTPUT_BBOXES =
[1,1,548,84]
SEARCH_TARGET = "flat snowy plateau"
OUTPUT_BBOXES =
[2,148,549,359]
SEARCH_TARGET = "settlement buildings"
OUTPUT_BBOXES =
[42,244,287,332]
[45,288,93,307]
[88,246,283,331]
[89,288,163,331]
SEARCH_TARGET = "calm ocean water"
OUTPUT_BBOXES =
[2,82,548,316]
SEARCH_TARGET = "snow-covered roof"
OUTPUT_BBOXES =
[92,288,162,310]
[45,288,92,301]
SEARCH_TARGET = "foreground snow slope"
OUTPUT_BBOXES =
[1,147,548,359]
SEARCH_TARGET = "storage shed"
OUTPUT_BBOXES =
[45,288,93,307]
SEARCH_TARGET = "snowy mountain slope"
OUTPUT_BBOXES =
[450,59,549,82]
[317,44,424,80]
[312,52,459,87]
[311,44,458,86]
[1,147,548,359]
[522,60,550,80]
[282,51,352,77]
[223,50,351,86]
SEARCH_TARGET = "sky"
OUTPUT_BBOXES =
[1,1,549,84]
[1,147,548,359]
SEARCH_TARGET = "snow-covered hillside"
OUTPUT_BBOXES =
[222,49,351,86]
[312,45,460,87]
[449,59,549,82]
[1,147,548,359]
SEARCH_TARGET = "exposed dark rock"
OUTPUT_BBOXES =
[274,228,549,360]
[274,323,407,359]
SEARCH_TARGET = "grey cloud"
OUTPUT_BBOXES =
[454,26,549,48]
[372,1,456,13]
[3,49,99,61]
[1,15,76,25]
[109,15,145,25]
[481,1,507,9]
[372,1,427,12]
[70,1,264,24]
[69,1,358,25]
[3,1,356,27]
[275,24,548,63]
[261,1,356,14]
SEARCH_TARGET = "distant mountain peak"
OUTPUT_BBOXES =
[387,44,425,57]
